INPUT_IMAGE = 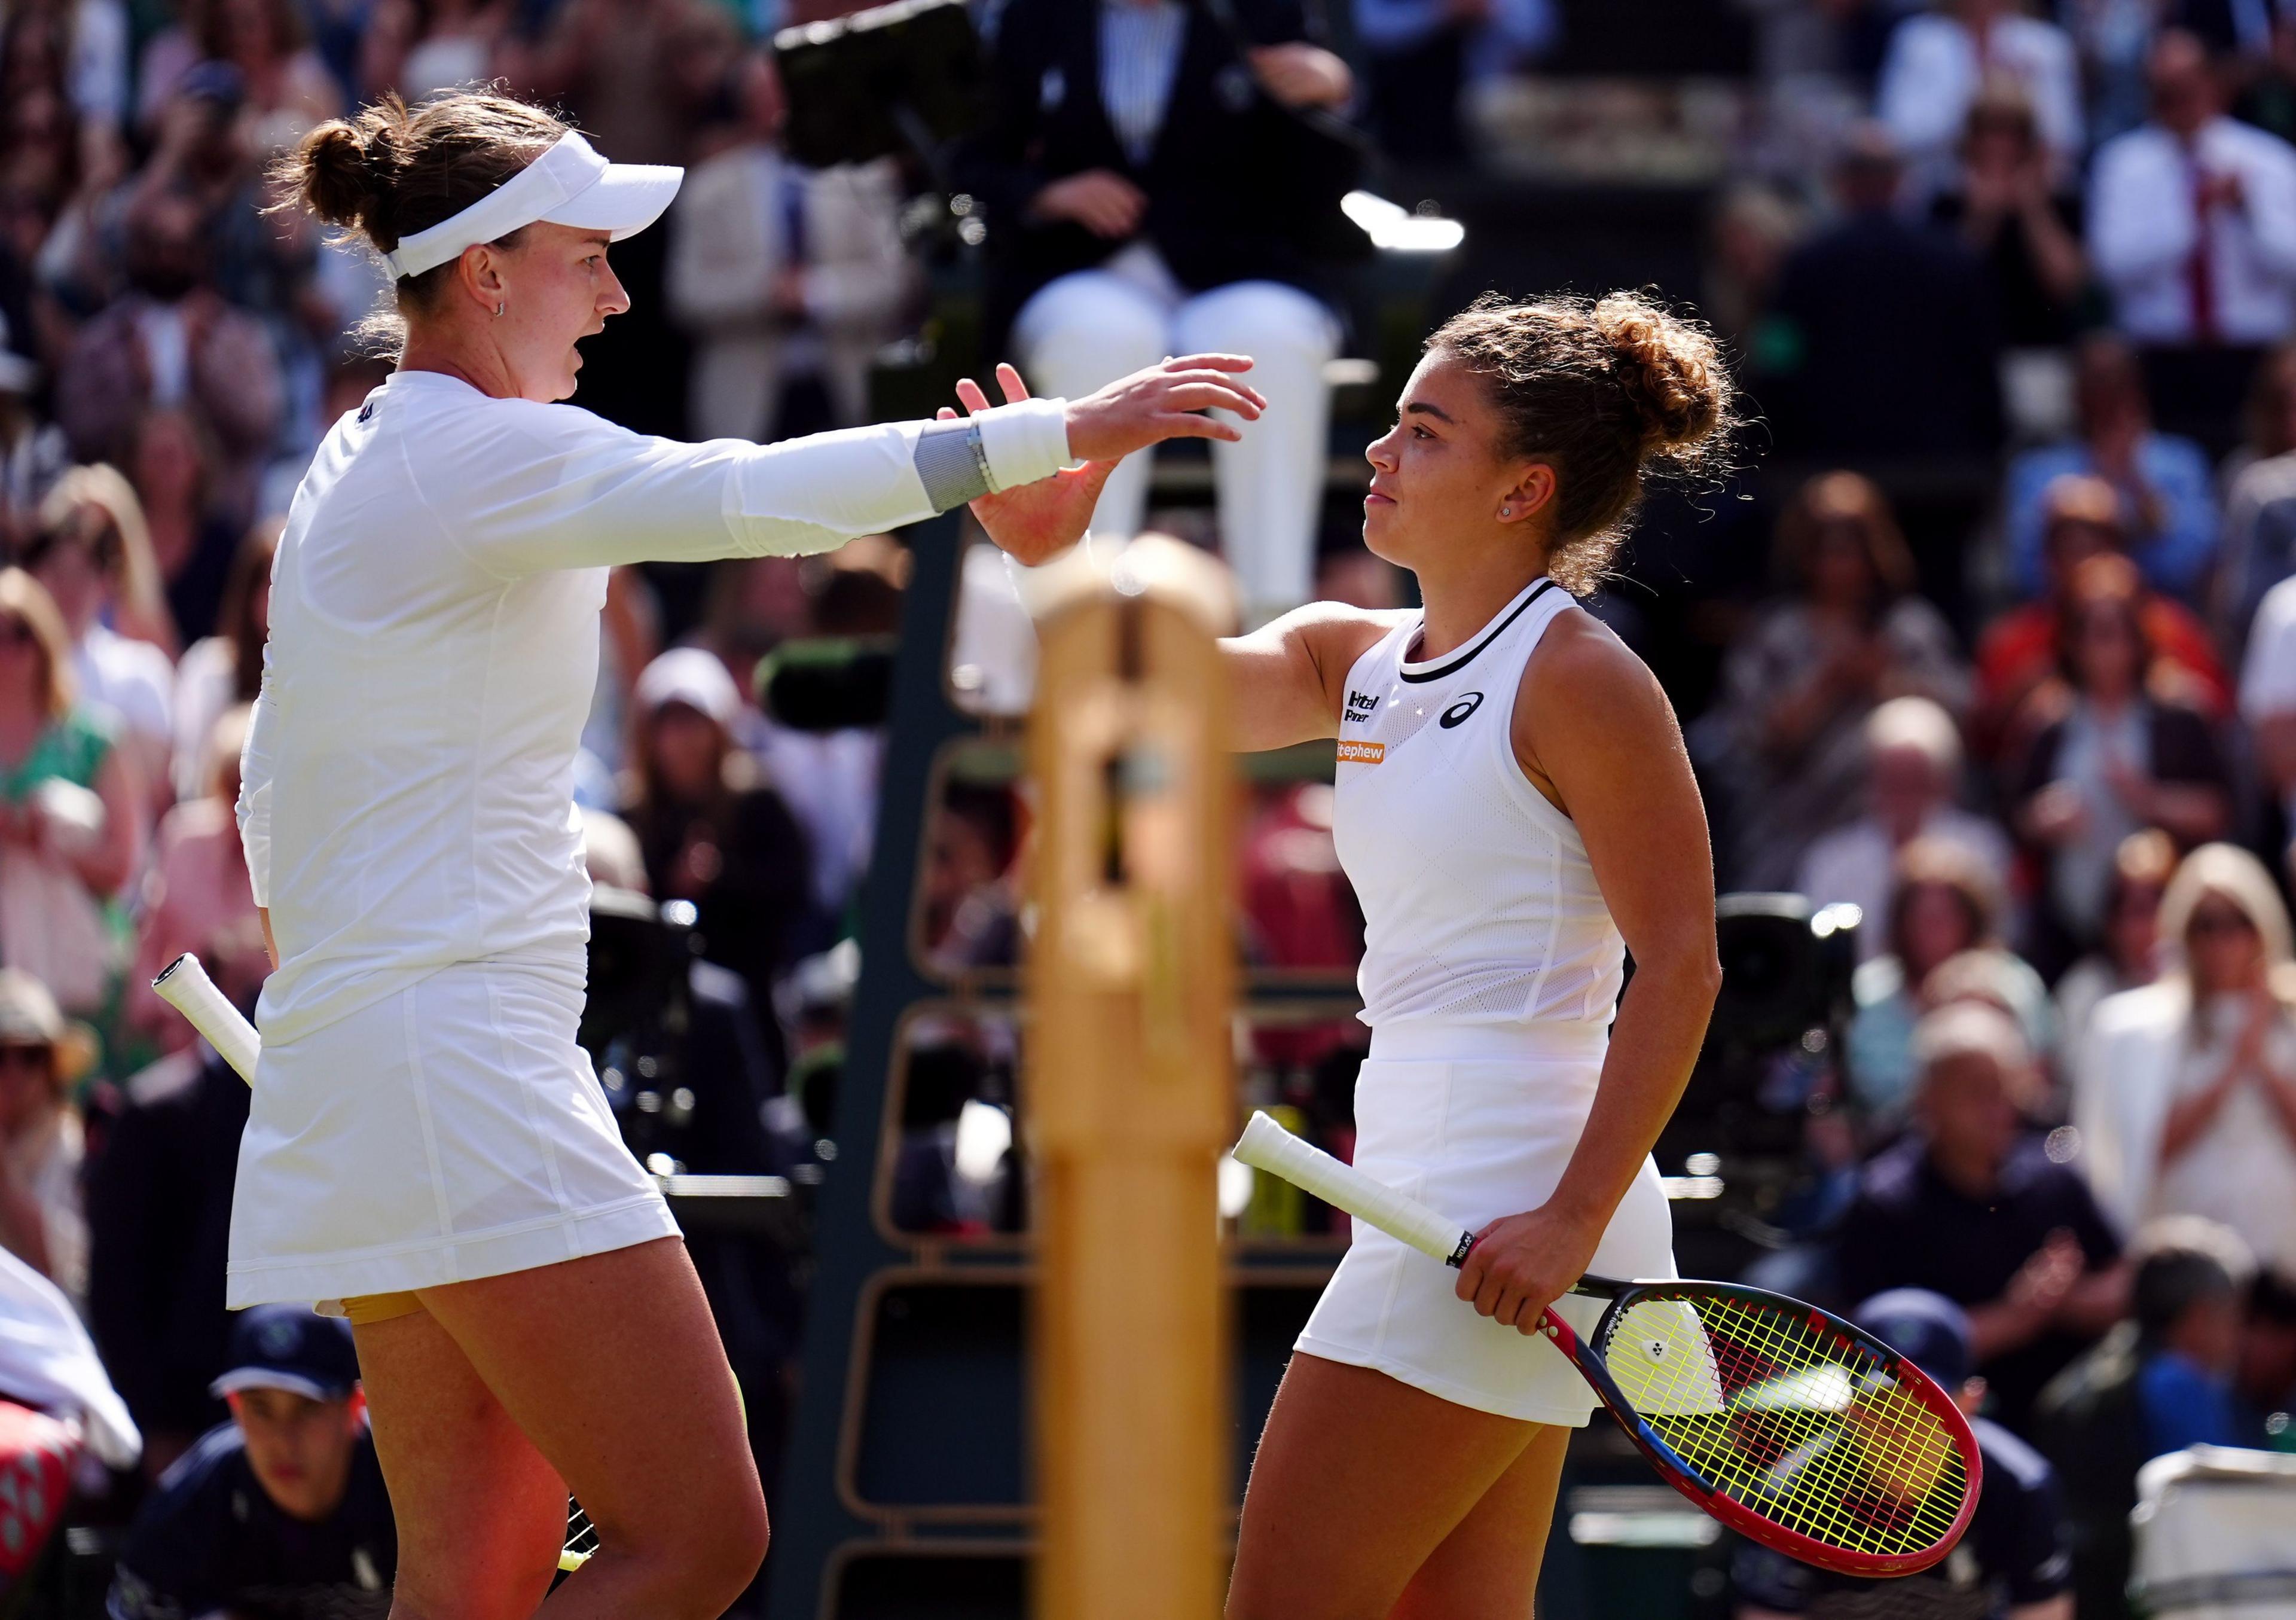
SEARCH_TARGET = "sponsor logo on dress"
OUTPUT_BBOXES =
[1344,690,1378,724]
[1336,740,1385,765]
[1439,692,1486,729]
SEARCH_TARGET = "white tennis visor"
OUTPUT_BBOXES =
[379,130,682,280]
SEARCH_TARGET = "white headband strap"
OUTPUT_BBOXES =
[380,130,607,280]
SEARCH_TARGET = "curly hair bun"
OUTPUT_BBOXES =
[1592,289,1730,459]
[1427,289,1742,595]
[289,115,389,234]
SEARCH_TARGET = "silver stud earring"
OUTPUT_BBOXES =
[1500,505,1513,517]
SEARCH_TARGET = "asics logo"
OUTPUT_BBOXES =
[1439,692,1485,729]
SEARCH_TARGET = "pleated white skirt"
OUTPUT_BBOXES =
[1294,1023,1678,1425]
[225,955,677,1308]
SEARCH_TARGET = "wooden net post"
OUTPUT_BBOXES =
[1025,536,1236,1620]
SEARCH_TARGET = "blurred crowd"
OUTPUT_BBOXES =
[1,0,2296,1613]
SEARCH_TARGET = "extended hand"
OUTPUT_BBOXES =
[940,358,1263,566]
[1454,1202,1607,1336]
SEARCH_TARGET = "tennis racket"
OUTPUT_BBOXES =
[152,953,602,1576]
[1231,1111,1982,1578]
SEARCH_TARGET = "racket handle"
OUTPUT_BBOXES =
[152,954,261,1085]
[1232,1111,1474,1267]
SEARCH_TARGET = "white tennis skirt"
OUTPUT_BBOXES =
[225,955,678,1309]
[1294,1021,1678,1426]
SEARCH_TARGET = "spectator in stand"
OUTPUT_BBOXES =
[2090,29,2296,348]
[1929,87,2089,352]
[127,407,237,645]
[1834,1002,2128,1431]
[957,0,1354,624]
[54,188,283,528]
[1845,836,2052,1118]
[2240,1268,2296,1426]
[1877,0,2084,188]
[2239,565,2296,829]
[527,0,738,438]
[169,516,272,805]
[87,944,262,1477]
[1979,475,2230,764]
[0,322,63,554]
[1710,471,1970,890]
[2005,338,2221,604]
[358,0,514,104]
[117,62,305,324]
[0,568,140,1020]
[1703,183,1806,353]
[1732,1289,2074,1620]
[2034,1216,2255,1620]
[128,705,261,1051]
[1731,0,1896,176]
[0,970,88,1310]
[191,0,341,154]
[728,542,899,922]
[621,649,817,1047]
[106,1308,395,1620]
[1242,779,1363,971]
[2220,337,2296,493]
[665,50,912,443]
[923,780,1024,974]
[26,468,175,814]
[2078,845,2296,1275]
[2057,829,2175,1072]
[1795,695,2013,962]
[2013,554,2230,959]
[1754,123,2003,462]
[1352,0,1558,166]
[2235,13,2296,145]
[2215,343,2296,647]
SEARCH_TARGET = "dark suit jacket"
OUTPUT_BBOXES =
[956,0,1334,350]
[1757,209,2005,460]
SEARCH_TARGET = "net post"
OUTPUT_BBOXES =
[1024,535,1237,1620]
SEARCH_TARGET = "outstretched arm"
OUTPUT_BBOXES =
[452,358,1264,576]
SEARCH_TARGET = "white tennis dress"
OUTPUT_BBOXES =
[1294,575,1680,1424]
[227,370,1070,1308]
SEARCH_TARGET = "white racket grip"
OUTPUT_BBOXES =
[1232,1112,1474,1267]
[151,954,260,1085]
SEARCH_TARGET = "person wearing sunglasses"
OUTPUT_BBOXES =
[2078,842,2296,1286]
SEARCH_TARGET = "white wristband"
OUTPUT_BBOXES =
[975,397,1073,493]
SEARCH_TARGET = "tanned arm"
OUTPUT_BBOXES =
[1457,609,1723,1331]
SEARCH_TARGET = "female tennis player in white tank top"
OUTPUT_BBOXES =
[958,290,1730,1618]
[250,89,1263,1619]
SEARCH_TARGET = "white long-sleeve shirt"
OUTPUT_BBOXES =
[2090,115,2296,344]
[239,369,1067,1044]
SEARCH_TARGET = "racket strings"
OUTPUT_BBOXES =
[1596,1294,1968,1560]
[559,1499,600,1575]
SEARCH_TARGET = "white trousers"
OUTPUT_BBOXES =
[1013,247,1339,617]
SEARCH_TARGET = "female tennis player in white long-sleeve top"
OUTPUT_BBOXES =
[244,89,1263,1620]
[957,290,1729,1619]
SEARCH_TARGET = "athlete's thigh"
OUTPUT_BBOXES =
[354,1309,566,1620]
[1392,1421,1569,1620]
[414,1237,762,1560]
[1227,1352,1539,1620]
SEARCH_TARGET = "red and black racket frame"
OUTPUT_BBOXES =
[1448,1259,1985,1579]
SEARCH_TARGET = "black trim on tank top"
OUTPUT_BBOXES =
[1397,578,1559,684]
